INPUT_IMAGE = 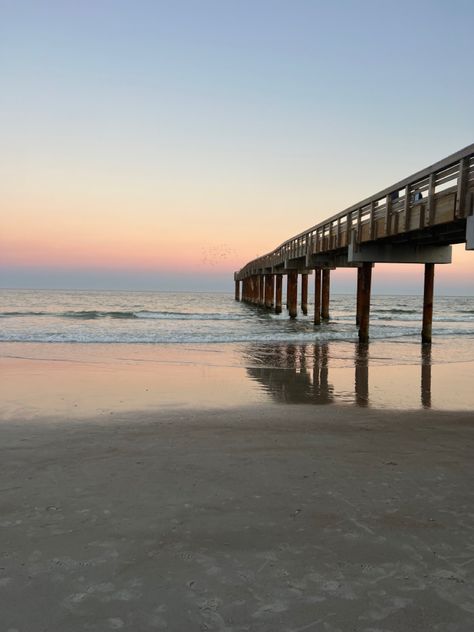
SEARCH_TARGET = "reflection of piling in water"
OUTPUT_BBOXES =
[355,343,369,407]
[244,343,334,405]
[421,345,432,409]
[243,340,437,409]
[313,344,331,403]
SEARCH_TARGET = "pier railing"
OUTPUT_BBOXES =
[236,144,474,279]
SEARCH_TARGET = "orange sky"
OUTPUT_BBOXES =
[1,1,473,293]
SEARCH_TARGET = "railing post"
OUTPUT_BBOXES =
[427,173,436,226]
[287,271,298,319]
[422,263,435,344]
[369,201,376,240]
[455,157,469,218]
[358,263,372,343]
[301,273,308,315]
[385,194,392,236]
[314,268,321,325]
[275,275,283,314]
[404,184,411,232]
[321,269,330,320]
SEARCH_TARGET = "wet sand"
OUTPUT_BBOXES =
[2,404,474,631]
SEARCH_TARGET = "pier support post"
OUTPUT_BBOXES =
[252,276,258,304]
[356,267,363,325]
[422,263,435,344]
[235,280,240,301]
[287,271,298,319]
[321,269,330,320]
[301,273,308,315]
[358,263,372,343]
[264,274,274,308]
[257,275,263,306]
[275,275,283,314]
[314,268,321,325]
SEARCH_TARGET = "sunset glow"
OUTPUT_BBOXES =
[1,1,473,293]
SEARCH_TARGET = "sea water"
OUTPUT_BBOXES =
[1,289,474,346]
[2,289,474,413]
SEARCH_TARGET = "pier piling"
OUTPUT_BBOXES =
[314,268,321,325]
[422,263,435,344]
[321,269,330,320]
[265,274,274,308]
[358,263,372,343]
[356,267,363,325]
[258,275,264,306]
[275,275,283,314]
[287,272,298,319]
[301,273,308,315]
[235,280,240,301]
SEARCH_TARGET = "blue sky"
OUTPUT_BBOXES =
[1,0,473,293]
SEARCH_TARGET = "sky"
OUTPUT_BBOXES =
[1,0,473,294]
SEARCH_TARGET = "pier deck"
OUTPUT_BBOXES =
[234,144,474,342]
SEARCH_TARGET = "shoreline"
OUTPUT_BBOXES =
[2,339,474,420]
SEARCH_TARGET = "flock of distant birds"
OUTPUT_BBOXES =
[200,243,237,266]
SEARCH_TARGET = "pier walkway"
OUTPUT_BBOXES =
[234,144,474,342]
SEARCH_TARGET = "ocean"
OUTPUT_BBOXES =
[2,288,474,413]
[1,289,474,345]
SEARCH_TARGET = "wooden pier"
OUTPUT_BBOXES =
[235,144,474,342]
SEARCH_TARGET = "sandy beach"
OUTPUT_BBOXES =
[1,344,474,631]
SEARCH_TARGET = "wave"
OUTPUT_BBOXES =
[0,310,245,321]
[2,326,474,344]
[0,311,49,317]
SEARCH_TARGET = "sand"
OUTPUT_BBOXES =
[2,403,474,631]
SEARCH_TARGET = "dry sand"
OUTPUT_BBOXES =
[1,404,474,631]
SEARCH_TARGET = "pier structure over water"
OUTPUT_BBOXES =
[234,144,474,343]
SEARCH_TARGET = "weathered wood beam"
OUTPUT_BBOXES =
[301,273,308,315]
[356,266,363,326]
[321,269,330,320]
[422,263,435,344]
[314,268,321,325]
[358,263,372,343]
[287,272,298,319]
[264,274,274,309]
[275,275,283,314]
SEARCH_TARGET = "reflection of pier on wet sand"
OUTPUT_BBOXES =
[245,342,433,409]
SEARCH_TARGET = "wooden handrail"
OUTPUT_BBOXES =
[236,144,474,278]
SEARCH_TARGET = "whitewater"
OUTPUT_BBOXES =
[1,289,474,345]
